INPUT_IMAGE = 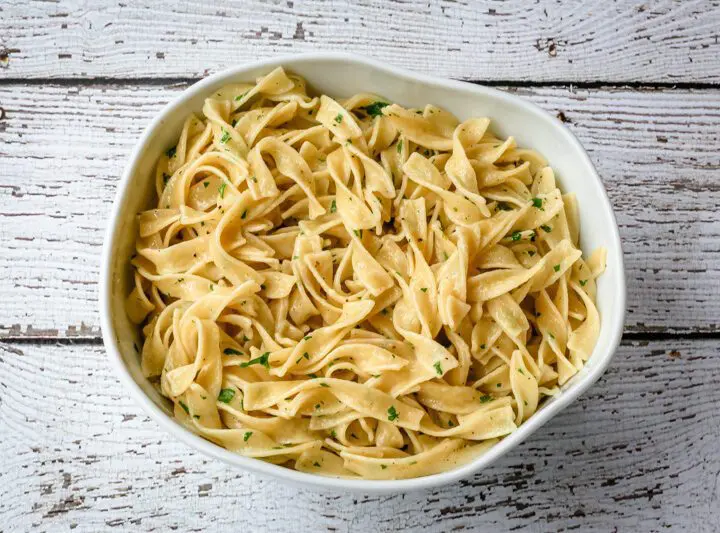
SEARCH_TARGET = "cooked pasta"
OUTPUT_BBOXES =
[126,67,606,480]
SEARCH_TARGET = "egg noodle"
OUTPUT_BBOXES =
[126,67,606,480]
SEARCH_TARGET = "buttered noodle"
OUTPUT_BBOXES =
[127,67,606,479]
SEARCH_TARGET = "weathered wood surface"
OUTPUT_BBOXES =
[1,338,717,532]
[1,84,719,338]
[2,1,719,531]
[1,0,720,83]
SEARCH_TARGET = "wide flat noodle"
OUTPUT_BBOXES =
[127,66,606,480]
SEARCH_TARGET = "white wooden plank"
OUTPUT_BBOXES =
[1,0,719,83]
[1,83,718,337]
[0,338,717,531]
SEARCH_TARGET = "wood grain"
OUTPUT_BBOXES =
[1,0,720,83]
[1,83,718,338]
[0,338,717,532]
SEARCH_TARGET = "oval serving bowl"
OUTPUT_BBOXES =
[100,52,626,494]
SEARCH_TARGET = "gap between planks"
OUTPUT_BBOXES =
[2,332,719,345]
[1,77,720,90]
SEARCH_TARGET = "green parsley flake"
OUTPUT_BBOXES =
[397,140,403,153]
[313,461,321,467]
[540,224,552,233]
[304,335,312,341]
[243,431,253,442]
[353,229,362,238]
[553,264,561,272]
[162,173,170,185]
[433,361,443,376]
[218,183,226,198]
[178,401,189,414]
[381,464,388,470]
[166,146,176,158]
[480,344,487,350]
[511,230,522,241]
[479,395,493,403]
[528,250,536,257]
[319,383,330,388]
[330,199,337,213]
[420,287,428,293]
[363,101,390,117]
[223,348,243,356]
[518,368,526,375]
[496,202,513,211]
[203,181,209,188]
[532,197,543,209]
[240,352,270,369]
[330,430,337,439]
[303,352,310,360]
[334,113,343,124]
[241,209,247,219]
[218,388,235,403]
[220,129,231,144]
[387,405,399,422]
[235,91,248,102]
[580,279,588,286]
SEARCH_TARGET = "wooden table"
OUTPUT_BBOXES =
[1,1,719,531]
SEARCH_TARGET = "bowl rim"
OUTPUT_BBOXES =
[100,51,626,494]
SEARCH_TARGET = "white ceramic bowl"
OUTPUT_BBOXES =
[100,52,626,494]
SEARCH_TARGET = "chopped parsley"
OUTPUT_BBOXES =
[319,383,330,388]
[353,229,362,238]
[330,430,337,439]
[532,197,543,209]
[496,202,513,211]
[220,129,231,144]
[443,251,449,260]
[241,209,247,219]
[304,335,312,341]
[330,199,337,213]
[308,373,318,379]
[381,464,388,470]
[540,224,552,233]
[243,431,253,442]
[178,401,189,414]
[223,348,243,356]
[420,287,428,293]
[528,250,536,257]
[239,352,270,369]
[553,264,561,272]
[166,146,176,158]
[218,183,226,198]
[480,343,487,349]
[517,368,526,375]
[580,279,588,286]
[362,101,390,117]
[480,395,493,403]
[235,91,248,102]
[433,361,443,376]
[313,461,321,467]
[511,230,522,241]
[303,352,310,360]
[334,113,343,124]
[218,388,235,403]
[397,140,403,153]
[387,405,399,422]
[162,173,170,185]
[203,181,209,188]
